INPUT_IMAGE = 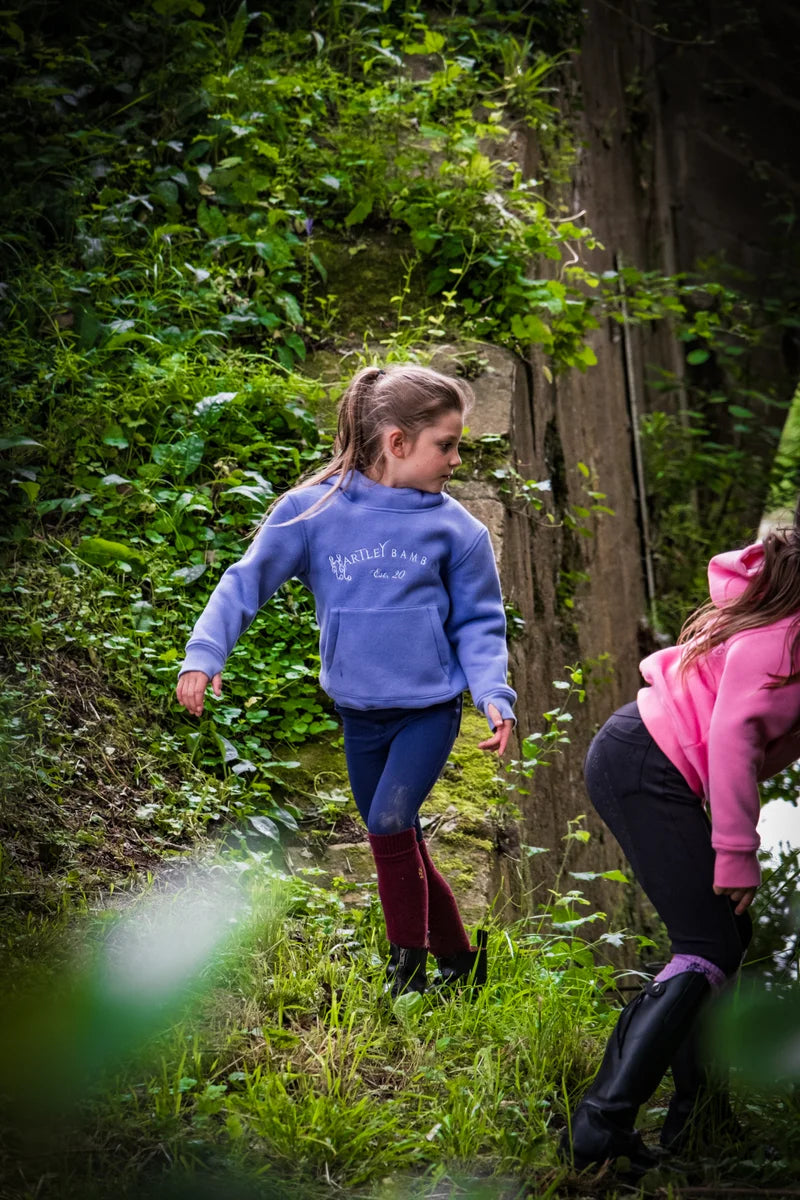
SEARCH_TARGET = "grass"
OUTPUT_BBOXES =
[0,860,595,1197]
[1,854,798,1200]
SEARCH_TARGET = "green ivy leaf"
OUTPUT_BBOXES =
[171,564,208,584]
[248,814,280,841]
[152,435,205,481]
[154,180,179,207]
[78,537,147,569]
[197,201,228,239]
[599,869,629,883]
[345,195,374,227]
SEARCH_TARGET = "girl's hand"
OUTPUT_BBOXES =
[479,704,514,756]
[713,884,757,915]
[176,670,222,717]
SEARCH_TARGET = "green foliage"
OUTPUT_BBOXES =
[491,462,614,536]
[766,382,800,514]
[5,841,797,1199]
[512,665,586,786]
[0,845,654,1198]
[0,0,610,881]
[2,360,332,732]
[601,263,795,633]
[0,0,603,402]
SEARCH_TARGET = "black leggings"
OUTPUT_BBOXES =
[584,702,752,976]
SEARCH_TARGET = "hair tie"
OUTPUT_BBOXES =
[376,368,385,376]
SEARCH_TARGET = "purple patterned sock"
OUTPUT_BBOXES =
[654,953,727,993]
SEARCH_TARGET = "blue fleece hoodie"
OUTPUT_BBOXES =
[179,471,516,725]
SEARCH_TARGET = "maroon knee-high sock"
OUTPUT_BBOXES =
[418,838,471,957]
[368,828,428,949]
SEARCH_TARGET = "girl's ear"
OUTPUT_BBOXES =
[386,427,407,459]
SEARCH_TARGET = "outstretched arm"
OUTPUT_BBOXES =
[178,494,308,681]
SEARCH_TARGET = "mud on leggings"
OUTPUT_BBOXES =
[338,696,463,837]
[584,701,752,976]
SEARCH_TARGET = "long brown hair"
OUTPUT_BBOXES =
[274,363,473,522]
[679,499,800,687]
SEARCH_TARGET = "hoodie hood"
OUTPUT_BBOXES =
[337,470,445,511]
[708,542,765,607]
[291,471,446,519]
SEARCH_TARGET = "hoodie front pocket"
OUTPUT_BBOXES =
[325,606,451,701]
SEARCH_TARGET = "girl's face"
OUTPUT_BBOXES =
[382,411,464,492]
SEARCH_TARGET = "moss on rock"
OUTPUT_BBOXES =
[272,733,350,808]
[426,707,505,835]
[282,703,519,926]
[310,233,428,335]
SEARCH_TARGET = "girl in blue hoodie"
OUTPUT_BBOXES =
[176,364,516,996]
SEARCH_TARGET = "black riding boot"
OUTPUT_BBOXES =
[390,946,428,998]
[561,971,710,1173]
[432,928,488,991]
[385,942,401,984]
[660,1020,739,1153]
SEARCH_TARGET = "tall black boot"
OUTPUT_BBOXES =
[384,942,401,984]
[390,946,428,998]
[431,928,488,992]
[561,972,710,1173]
[660,1020,739,1153]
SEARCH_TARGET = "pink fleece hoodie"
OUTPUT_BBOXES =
[638,542,800,889]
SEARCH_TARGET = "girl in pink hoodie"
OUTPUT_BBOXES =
[562,510,800,1172]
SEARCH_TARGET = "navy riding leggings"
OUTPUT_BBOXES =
[337,697,463,837]
[584,701,752,976]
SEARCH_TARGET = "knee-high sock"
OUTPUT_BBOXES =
[368,828,428,949]
[417,838,471,957]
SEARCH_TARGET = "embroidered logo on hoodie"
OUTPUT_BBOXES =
[328,539,430,582]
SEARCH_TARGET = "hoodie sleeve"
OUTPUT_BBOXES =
[179,493,308,679]
[708,627,800,888]
[444,528,516,728]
